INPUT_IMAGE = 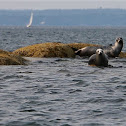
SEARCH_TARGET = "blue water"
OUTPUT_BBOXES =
[0,26,126,126]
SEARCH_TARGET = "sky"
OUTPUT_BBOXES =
[0,0,126,10]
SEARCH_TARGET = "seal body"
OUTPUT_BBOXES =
[104,37,123,57]
[88,49,108,67]
[75,37,123,58]
[75,46,101,57]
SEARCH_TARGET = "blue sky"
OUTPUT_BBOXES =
[0,0,126,10]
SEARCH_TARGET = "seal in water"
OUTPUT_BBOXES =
[75,37,123,57]
[88,49,108,67]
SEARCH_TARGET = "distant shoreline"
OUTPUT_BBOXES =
[1,9,126,26]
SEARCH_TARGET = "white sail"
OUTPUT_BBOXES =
[27,12,33,27]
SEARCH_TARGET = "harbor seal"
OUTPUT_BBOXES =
[88,49,108,67]
[75,46,101,57]
[75,37,123,57]
[104,37,123,57]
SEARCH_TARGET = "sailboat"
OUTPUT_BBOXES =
[27,12,33,28]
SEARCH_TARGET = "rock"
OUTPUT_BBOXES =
[67,43,100,50]
[119,52,126,58]
[0,49,26,65]
[13,42,75,58]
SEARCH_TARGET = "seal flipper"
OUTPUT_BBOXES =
[75,49,81,55]
[88,54,96,65]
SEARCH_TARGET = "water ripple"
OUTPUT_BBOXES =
[1,27,126,125]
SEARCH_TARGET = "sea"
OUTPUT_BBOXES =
[1,26,126,126]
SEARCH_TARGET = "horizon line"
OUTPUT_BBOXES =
[0,8,126,11]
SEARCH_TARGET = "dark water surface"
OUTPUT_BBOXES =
[0,26,126,126]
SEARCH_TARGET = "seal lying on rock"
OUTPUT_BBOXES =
[104,37,123,57]
[88,49,108,67]
[75,37,123,57]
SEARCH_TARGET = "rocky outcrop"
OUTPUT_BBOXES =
[0,49,26,65]
[13,42,76,58]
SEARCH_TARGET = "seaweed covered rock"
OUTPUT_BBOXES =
[67,43,100,50]
[13,42,75,58]
[0,49,26,65]
[119,52,126,58]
